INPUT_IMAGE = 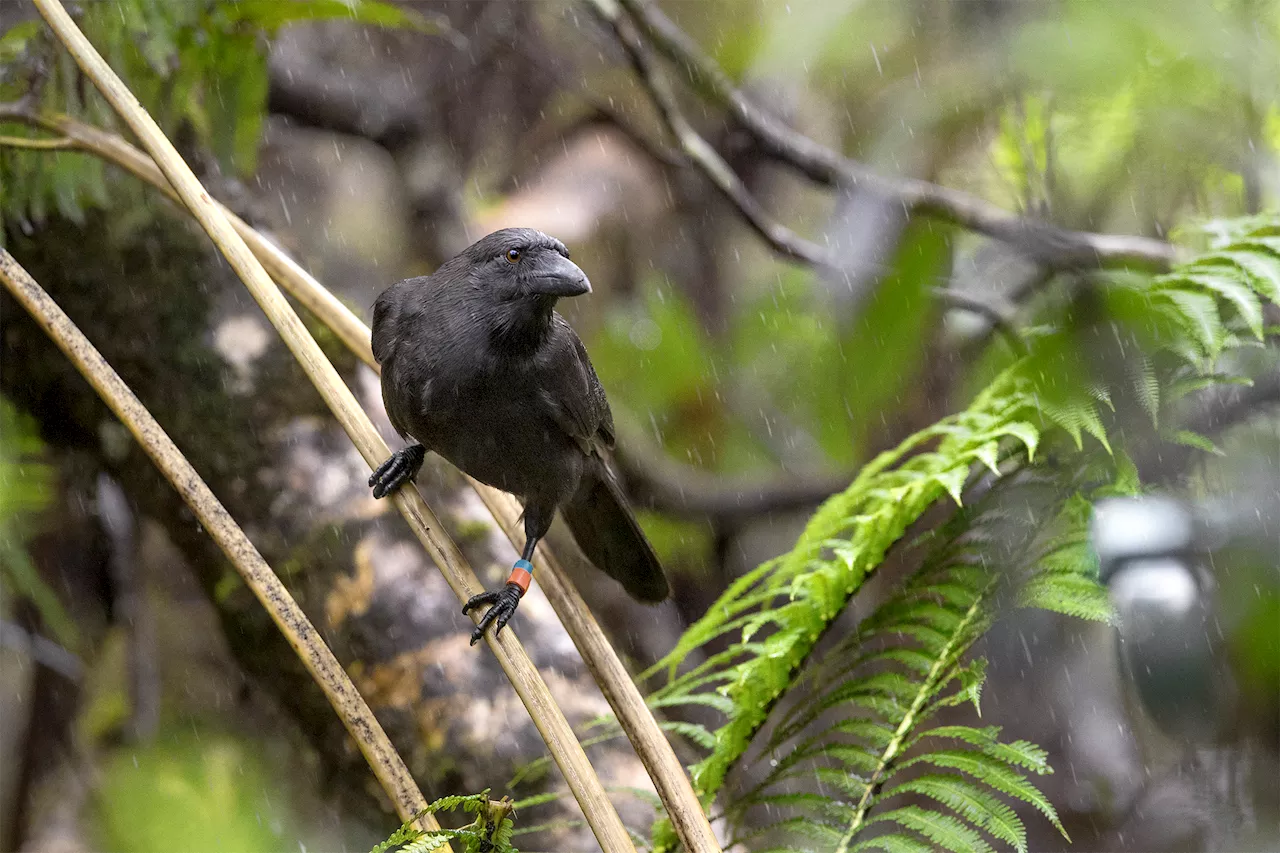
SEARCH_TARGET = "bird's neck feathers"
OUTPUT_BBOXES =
[486,294,558,356]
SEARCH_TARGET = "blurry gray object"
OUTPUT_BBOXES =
[1092,492,1277,744]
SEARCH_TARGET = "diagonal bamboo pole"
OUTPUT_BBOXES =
[7,113,722,853]
[0,250,444,840]
[28,1,634,848]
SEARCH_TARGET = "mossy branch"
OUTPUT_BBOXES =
[0,108,721,853]
[27,1,634,849]
[0,250,443,838]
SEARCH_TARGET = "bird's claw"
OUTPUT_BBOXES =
[462,582,524,645]
[369,444,426,498]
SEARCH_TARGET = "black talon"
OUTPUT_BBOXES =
[461,589,500,615]
[463,582,524,645]
[369,444,426,498]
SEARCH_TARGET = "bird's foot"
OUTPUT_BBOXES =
[462,561,533,645]
[368,444,426,498]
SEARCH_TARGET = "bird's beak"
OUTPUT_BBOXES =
[527,253,592,298]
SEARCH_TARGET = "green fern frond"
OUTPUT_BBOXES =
[1168,429,1224,455]
[708,476,1103,853]
[646,372,1059,805]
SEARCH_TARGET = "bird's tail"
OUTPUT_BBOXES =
[562,463,669,603]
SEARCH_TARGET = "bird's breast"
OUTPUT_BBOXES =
[397,365,581,503]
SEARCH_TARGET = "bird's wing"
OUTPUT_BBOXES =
[370,284,401,365]
[371,278,425,365]
[540,317,615,454]
[573,332,616,449]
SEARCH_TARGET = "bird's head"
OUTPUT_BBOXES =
[461,228,591,303]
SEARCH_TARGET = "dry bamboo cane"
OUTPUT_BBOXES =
[27,1,635,849]
[0,250,445,841]
[10,114,722,853]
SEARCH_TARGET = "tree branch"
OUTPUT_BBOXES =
[267,30,423,146]
[593,5,836,268]
[604,0,1178,273]
[1182,369,1280,437]
[0,134,72,150]
[933,287,1029,356]
[614,439,854,523]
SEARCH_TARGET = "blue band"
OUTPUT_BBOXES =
[513,559,533,573]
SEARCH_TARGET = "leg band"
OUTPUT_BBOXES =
[507,559,534,595]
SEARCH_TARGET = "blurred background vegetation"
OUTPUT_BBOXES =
[1,0,1277,851]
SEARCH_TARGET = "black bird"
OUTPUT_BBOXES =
[368,228,669,644]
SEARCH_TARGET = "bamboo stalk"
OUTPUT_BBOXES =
[0,250,443,839]
[9,113,722,853]
[29,2,634,848]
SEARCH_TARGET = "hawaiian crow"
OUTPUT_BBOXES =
[368,228,669,644]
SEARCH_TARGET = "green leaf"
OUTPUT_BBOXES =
[1208,249,1280,304]
[850,833,938,853]
[1037,393,1106,451]
[901,750,1065,838]
[915,727,1052,774]
[367,790,518,853]
[510,791,561,810]
[933,466,969,507]
[660,719,717,750]
[836,223,952,458]
[203,31,269,176]
[226,0,450,35]
[399,835,455,853]
[972,442,1002,476]
[0,19,42,64]
[1168,428,1224,456]
[877,775,1027,852]
[1156,287,1224,357]
[1017,573,1114,622]
[1181,269,1265,339]
[867,805,995,853]
[0,399,77,648]
[1003,422,1040,460]
[732,790,851,822]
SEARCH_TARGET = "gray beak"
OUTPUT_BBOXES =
[528,252,592,298]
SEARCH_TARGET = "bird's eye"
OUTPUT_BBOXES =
[505,248,521,264]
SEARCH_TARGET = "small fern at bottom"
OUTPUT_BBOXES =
[370,791,517,853]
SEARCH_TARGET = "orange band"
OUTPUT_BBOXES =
[507,566,533,595]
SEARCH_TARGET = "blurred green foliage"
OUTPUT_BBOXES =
[92,728,303,853]
[0,395,76,646]
[592,224,949,478]
[593,282,720,452]
[0,0,442,235]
